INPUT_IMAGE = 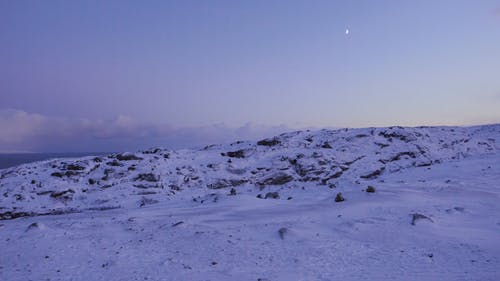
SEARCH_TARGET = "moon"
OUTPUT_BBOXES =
[345,28,350,35]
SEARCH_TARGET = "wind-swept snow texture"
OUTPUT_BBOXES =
[1,125,499,280]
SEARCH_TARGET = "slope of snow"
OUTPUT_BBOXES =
[0,125,499,280]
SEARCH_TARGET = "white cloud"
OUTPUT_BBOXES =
[0,109,292,153]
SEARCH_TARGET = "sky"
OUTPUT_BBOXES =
[1,0,499,152]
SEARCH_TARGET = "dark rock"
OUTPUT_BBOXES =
[134,173,160,182]
[50,172,64,178]
[169,185,181,191]
[410,213,434,225]
[321,142,332,149]
[335,192,345,202]
[106,160,123,167]
[64,171,80,177]
[116,153,143,161]
[291,161,314,177]
[265,192,280,199]
[133,184,160,189]
[360,167,385,179]
[142,148,162,154]
[257,138,281,146]
[88,178,96,185]
[50,189,75,198]
[207,179,248,189]
[229,188,237,196]
[380,151,417,164]
[355,134,368,138]
[321,170,343,184]
[65,164,85,171]
[136,191,157,195]
[139,197,159,207]
[378,131,412,142]
[25,222,40,232]
[344,156,365,166]
[415,161,432,167]
[374,142,390,148]
[366,186,376,193]
[0,211,34,220]
[259,173,293,186]
[278,227,288,239]
[172,221,184,227]
[225,150,246,158]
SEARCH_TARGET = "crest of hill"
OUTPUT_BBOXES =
[0,124,499,219]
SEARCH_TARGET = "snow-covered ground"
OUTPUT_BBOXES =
[1,125,499,280]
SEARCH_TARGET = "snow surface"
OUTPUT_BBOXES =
[1,125,499,280]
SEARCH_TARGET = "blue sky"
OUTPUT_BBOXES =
[1,0,499,152]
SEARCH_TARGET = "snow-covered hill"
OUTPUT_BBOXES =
[1,125,499,280]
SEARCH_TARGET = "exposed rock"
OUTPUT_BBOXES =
[265,192,280,199]
[134,173,160,182]
[106,160,123,167]
[139,197,159,207]
[50,189,75,199]
[50,172,64,178]
[360,167,385,179]
[224,150,246,158]
[142,148,163,154]
[278,227,288,239]
[321,170,343,184]
[410,213,434,225]
[321,142,332,149]
[0,211,34,220]
[379,130,413,142]
[116,153,143,161]
[25,222,38,231]
[366,186,376,193]
[172,221,184,227]
[169,185,181,191]
[207,179,248,189]
[257,138,281,146]
[380,151,417,164]
[344,156,365,166]
[335,192,345,202]
[259,173,293,186]
[65,164,85,171]
[374,142,390,148]
[133,184,161,189]
[64,171,80,177]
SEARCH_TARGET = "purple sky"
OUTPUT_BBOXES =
[1,1,499,152]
